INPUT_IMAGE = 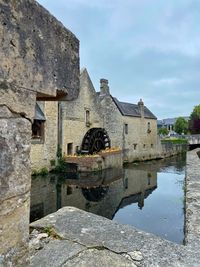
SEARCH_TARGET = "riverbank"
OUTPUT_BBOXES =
[29,149,200,266]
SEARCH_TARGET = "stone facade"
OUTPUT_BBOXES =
[0,0,79,265]
[30,101,58,171]
[61,68,103,155]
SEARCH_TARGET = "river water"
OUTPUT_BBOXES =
[30,154,186,244]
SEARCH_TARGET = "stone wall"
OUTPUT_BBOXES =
[99,94,123,149]
[0,0,79,101]
[185,148,200,249]
[31,101,58,171]
[61,68,103,155]
[0,0,79,265]
[99,94,159,163]
[0,106,32,266]
[65,150,123,172]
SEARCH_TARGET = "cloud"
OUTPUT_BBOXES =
[37,0,200,118]
[152,78,182,87]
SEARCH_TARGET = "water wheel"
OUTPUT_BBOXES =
[81,128,111,154]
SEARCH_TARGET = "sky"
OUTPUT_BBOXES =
[37,0,200,119]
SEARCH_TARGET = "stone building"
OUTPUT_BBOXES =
[99,79,159,162]
[31,101,58,171]
[31,68,159,170]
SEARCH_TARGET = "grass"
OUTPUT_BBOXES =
[161,137,188,145]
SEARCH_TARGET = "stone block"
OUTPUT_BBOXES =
[0,117,31,202]
[0,197,30,267]
[0,0,79,100]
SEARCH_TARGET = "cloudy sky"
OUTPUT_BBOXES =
[38,0,200,119]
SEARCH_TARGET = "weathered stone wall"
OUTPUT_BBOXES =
[122,116,159,162]
[61,68,103,154]
[99,95,159,162]
[0,0,80,265]
[0,0,79,101]
[185,148,200,249]
[30,101,58,171]
[0,106,33,266]
[99,94,123,149]
[65,150,123,172]
[161,143,187,158]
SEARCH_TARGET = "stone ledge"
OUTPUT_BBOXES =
[30,206,199,267]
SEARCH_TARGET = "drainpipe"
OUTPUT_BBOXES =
[57,102,63,156]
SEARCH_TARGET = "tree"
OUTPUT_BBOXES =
[189,105,200,134]
[174,117,188,134]
[158,127,169,136]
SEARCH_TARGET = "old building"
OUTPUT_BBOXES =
[31,68,159,170]
[99,79,159,162]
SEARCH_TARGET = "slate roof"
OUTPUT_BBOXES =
[34,103,46,121]
[112,97,157,119]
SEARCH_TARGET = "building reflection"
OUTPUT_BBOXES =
[30,167,157,222]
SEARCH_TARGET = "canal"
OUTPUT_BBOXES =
[30,154,186,244]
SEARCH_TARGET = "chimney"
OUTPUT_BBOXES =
[100,79,110,96]
[138,98,144,118]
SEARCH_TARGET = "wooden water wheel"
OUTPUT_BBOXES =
[81,128,111,154]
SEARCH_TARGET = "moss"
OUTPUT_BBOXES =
[31,167,49,176]
[44,226,63,240]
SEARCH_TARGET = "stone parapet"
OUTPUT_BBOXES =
[65,150,123,172]
[185,148,200,249]
[30,206,200,267]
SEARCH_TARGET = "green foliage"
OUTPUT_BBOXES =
[44,226,62,239]
[174,117,188,134]
[161,138,188,145]
[158,127,169,136]
[54,157,68,173]
[50,159,56,166]
[190,105,200,119]
[189,105,200,134]
[31,167,48,176]
[57,145,62,159]
[39,167,48,176]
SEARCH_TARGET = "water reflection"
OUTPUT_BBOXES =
[30,167,156,221]
[30,154,185,244]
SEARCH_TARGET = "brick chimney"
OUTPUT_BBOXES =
[100,79,110,96]
[138,98,144,118]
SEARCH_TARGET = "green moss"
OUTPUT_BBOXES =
[44,226,63,240]
[31,167,49,176]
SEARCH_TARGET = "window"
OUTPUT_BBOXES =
[147,173,151,185]
[125,123,128,134]
[147,122,151,133]
[134,144,137,150]
[67,143,73,155]
[143,144,146,149]
[85,110,90,127]
[151,144,153,148]
[32,120,45,142]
